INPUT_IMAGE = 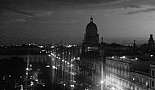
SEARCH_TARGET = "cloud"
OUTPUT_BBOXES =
[33,11,54,17]
[1,0,155,25]
[1,7,34,17]
[0,0,155,10]
[126,7,155,14]
[125,5,155,15]
[0,0,126,9]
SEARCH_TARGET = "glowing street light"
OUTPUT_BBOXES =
[45,65,50,68]
[111,87,115,90]
[132,78,135,81]
[70,84,75,88]
[52,66,58,69]
[100,80,104,84]
[120,56,126,59]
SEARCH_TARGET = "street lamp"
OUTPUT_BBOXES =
[100,80,104,84]
[146,82,149,90]
[100,80,104,90]
[111,87,115,90]
[63,83,66,90]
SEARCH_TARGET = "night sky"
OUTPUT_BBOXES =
[1,0,155,45]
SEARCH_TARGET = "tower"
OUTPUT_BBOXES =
[133,40,137,54]
[82,17,99,57]
[148,34,155,52]
[133,40,136,49]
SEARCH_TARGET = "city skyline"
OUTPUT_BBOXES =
[1,1,155,89]
[1,0,155,45]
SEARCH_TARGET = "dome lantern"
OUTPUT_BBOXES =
[90,16,93,22]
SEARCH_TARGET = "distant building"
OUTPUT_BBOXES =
[136,34,155,59]
[147,34,155,55]
[79,17,104,89]
[0,44,42,55]
[82,17,100,57]
[103,43,131,56]
[148,34,155,51]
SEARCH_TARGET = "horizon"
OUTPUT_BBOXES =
[0,37,150,46]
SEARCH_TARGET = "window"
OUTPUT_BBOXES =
[152,70,155,77]
[152,80,154,87]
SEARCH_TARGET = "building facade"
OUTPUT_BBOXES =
[105,56,155,90]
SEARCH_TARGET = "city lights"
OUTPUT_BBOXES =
[100,80,104,84]
[1,14,155,90]
[30,81,34,86]
[52,66,58,69]
[111,87,115,90]
[120,56,126,59]
[135,57,138,60]
[70,84,75,88]
[8,74,11,78]
[111,56,115,59]
[45,65,50,68]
